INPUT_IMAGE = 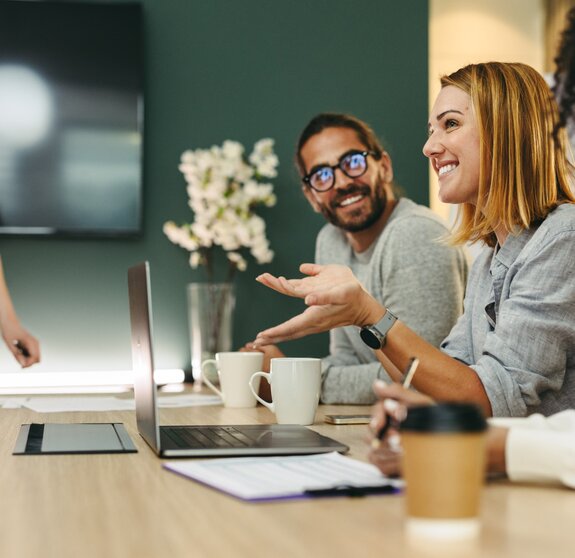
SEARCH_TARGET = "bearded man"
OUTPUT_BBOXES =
[254,113,468,404]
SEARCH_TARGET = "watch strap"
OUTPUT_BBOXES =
[359,309,397,349]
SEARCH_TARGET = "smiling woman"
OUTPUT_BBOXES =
[436,63,572,248]
[424,86,481,207]
[255,62,575,419]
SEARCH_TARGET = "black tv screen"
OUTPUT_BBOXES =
[0,1,143,237]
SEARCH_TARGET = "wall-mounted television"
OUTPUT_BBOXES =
[0,0,143,237]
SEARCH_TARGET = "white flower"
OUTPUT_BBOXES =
[257,158,278,178]
[252,242,274,264]
[227,251,247,271]
[234,222,251,246]
[233,162,254,183]
[180,150,196,164]
[163,221,199,251]
[203,178,228,200]
[164,137,278,276]
[163,221,181,243]
[191,222,213,247]
[247,215,266,235]
[222,140,244,160]
[249,139,279,179]
[189,252,202,268]
[252,138,275,158]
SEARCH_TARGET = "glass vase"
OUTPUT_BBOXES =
[187,282,235,383]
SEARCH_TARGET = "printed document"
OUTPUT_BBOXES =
[164,451,403,501]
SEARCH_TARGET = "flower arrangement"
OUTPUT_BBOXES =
[163,138,278,281]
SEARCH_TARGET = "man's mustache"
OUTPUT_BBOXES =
[330,184,371,208]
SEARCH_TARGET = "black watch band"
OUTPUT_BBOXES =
[359,309,397,350]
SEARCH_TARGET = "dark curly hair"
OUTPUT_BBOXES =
[553,7,575,134]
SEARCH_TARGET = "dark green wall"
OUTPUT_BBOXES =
[0,0,428,373]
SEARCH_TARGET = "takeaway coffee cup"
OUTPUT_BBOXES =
[201,352,264,408]
[248,358,321,425]
[400,403,487,541]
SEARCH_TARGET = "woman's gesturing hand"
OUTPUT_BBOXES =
[254,263,382,345]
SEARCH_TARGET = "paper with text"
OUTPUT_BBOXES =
[164,451,403,501]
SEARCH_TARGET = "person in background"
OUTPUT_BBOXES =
[254,62,575,418]
[246,113,467,404]
[0,256,40,367]
[552,5,575,148]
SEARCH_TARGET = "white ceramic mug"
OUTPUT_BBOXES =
[249,357,321,425]
[201,352,264,408]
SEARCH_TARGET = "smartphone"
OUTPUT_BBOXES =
[324,414,372,425]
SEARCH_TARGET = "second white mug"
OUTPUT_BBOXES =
[249,357,321,425]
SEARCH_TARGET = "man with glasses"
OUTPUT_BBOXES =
[253,113,467,404]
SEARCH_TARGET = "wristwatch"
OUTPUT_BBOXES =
[359,309,397,350]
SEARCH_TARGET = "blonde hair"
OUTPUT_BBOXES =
[441,62,575,247]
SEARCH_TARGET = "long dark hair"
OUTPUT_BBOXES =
[553,7,575,132]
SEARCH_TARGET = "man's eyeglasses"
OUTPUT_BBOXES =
[302,150,375,192]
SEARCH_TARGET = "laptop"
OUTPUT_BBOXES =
[128,261,349,457]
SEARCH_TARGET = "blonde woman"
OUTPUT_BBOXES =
[255,62,575,418]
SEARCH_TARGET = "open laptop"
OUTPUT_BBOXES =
[128,261,349,457]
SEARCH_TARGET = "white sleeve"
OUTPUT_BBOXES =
[489,411,575,488]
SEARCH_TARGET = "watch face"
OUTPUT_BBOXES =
[360,327,381,350]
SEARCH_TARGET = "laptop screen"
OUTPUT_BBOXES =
[127,261,349,459]
[128,261,161,452]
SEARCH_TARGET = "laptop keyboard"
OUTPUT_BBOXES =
[162,426,251,449]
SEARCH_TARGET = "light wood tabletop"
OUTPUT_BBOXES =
[0,389,572,558]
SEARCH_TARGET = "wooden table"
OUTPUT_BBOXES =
[0,391,572,558]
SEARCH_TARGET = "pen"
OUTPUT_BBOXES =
[371,357,419,448]
[13,340,30,358]
[304,483,400,498]
[401,357,419,390]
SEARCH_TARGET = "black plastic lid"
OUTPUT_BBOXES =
[400,403,487,433]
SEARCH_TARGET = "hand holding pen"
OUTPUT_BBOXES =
[371,357,420,449]
[368,359,436,476]
[6,334,40,367]
[13,340,31,358]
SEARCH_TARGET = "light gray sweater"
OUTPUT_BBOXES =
[316,198,467,404]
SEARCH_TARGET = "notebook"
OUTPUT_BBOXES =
[127,261,349,458]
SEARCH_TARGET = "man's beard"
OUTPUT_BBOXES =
[318,176,388,232]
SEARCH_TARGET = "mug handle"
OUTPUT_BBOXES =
[249,372,274,412]
[201,359,223,399]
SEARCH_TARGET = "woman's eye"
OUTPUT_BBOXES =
[445,119,458,129]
